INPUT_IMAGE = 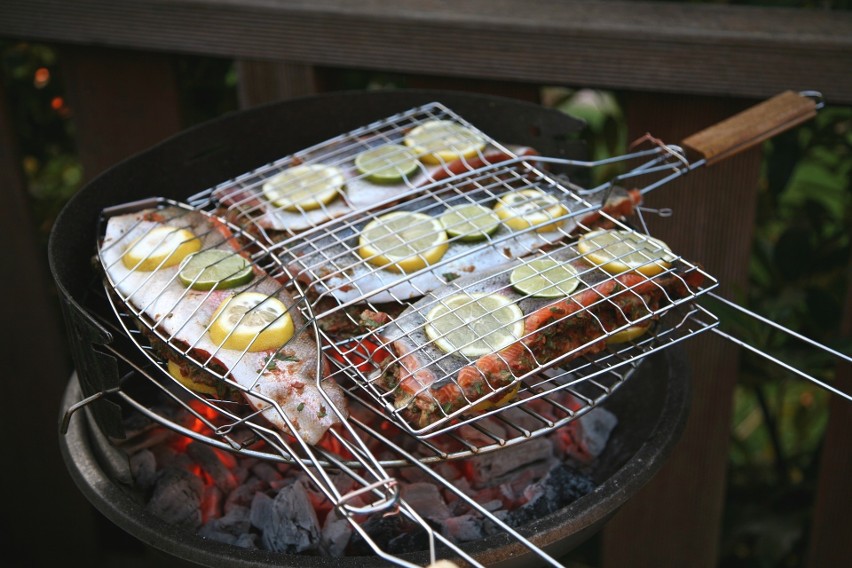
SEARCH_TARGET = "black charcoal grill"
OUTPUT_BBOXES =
[51,89,846,567]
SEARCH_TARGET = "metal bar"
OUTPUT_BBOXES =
[707,292,851,402]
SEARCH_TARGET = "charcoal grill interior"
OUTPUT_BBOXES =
[52,89,697,566]
[60,344,691,567]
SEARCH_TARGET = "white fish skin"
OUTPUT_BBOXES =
[213,143,528,234]
[290,223,567,306]
[99,206,347,445]
[284,186,641,306]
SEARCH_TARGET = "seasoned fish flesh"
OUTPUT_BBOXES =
[362,245,705,429]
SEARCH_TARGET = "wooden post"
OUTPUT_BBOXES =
[601,93,763,568]
[235,60,318,109]
[59,45,183,181]
[806,269,852,567]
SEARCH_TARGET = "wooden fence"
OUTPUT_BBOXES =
[1,1,849,566]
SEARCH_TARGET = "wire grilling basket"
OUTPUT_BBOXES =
[69,91,849,568]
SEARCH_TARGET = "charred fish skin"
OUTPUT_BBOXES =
[364,251,704,430]
[99,205,347,445]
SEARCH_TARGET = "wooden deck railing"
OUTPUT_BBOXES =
[1,1,849,566]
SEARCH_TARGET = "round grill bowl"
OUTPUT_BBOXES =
[51,90,692,567]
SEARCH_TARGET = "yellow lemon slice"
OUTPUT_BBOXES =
[208,291,294,352]
[578,229,676,277]
[178,249,254,291]
[471,382,521,412]
[494,189,568,232]
[166,359,219,396]
[355,144,419,183]
[262,163,344,211]
[424,293,524,358]
[606,324,652,345]
[358,211,449,273]
[122,225,201,271]
[439,204,501,242]
[403,120,486,165]
[510,258,580,298]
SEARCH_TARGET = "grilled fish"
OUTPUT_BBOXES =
[99,205,347,445]
[285,185,641,306]
[361,245,704,429]
[213,137,528,236]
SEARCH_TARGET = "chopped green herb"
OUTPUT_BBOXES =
[317,405,327,419]
[442,272,460,282]
[296,402,305,412]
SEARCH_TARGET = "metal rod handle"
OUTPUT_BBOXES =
[707,292,851,403]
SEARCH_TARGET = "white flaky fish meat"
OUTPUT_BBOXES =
[98,204,346,445]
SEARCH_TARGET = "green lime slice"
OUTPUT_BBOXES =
[510,258,580,298]
[424,293,524,358]
[178,249,254,291]
[439,204,501,242]
[355,144,419,183]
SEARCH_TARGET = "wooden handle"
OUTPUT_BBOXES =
[681,91,817,166]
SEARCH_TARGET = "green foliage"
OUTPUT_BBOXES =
[716,104,850,568]
[1,41,81,241]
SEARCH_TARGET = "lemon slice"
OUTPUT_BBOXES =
[607,324,651,345]
[472,382,521,412]
[167,359,219,396]
[510,258,580,298]
[358,211,449,273]
[208,292,294,352]
[122,226,201,271]
[494,189,568,232]
[403,120,486,165]
[178,249,254,291]
[355,144,419,183]
[578,229,676,276]
[262,163,344,211]
[424,293,524,358]
[439,204,501,242]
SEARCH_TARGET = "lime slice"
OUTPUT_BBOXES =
[122,226,202,271]
[424,293,524,358]
[578,229,676,276]
[439,204,501,242]
[178,249,254,291]
[355,144,419,183]
[358,211,449,273]
[403,120,486,165]
[208,291,294,352]
[510,258,580,298]
[494,189,568,232]
[262,163,344,211]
